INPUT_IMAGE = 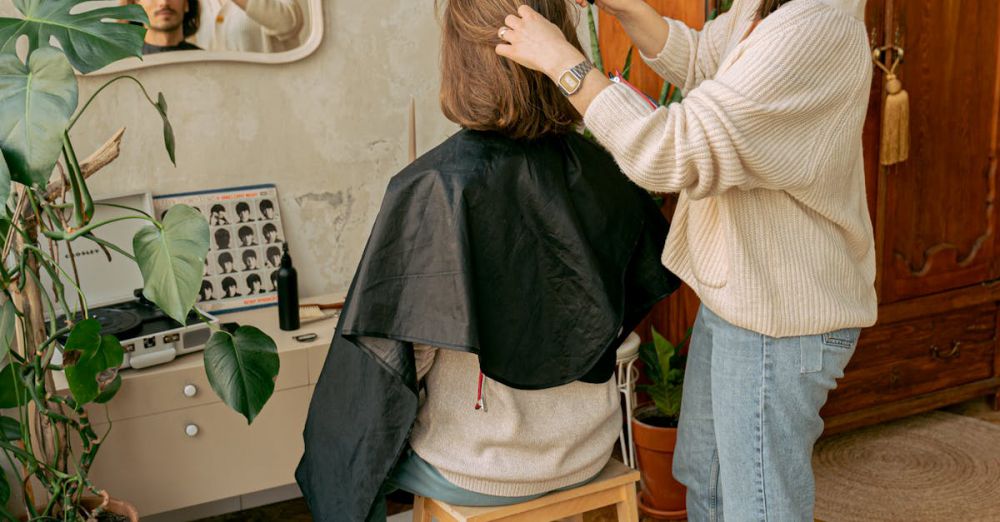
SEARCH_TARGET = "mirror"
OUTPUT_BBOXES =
[90,0,323,74]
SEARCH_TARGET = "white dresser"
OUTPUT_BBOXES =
[62,302,336,518]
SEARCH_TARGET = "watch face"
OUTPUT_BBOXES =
[559,71,581,93]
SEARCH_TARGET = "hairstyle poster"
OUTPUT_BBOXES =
[153,184,285,314]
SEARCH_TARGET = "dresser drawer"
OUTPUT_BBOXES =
[848,304,996,368]
[85,385,312,516]
[89,347,309,422]
[823,314,996,417]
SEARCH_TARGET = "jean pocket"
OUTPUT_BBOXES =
[822,328,861,350]
[800,328,861,374]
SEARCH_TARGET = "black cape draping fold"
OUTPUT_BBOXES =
[296,129,679,521]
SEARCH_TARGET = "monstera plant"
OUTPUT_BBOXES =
[0,1,279,520]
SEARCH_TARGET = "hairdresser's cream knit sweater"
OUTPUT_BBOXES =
[585,0,877,337]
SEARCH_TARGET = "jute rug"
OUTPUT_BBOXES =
[814,411,1000,522]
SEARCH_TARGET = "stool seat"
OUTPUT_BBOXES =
[413,459,640,522]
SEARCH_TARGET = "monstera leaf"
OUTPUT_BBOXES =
[0,48,77,187]
[0,363,26,409]
[0,153,9,218]
[134,205,209,324]
[155,92,176,165]
[0,299,13,363]
[62,320,124,405]
[0,416,20,441]
[204,326,280,424]
[0,0,147,74]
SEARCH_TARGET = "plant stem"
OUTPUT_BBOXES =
[44,215,154,242]
[18,246,88,317]
[588,6,604,74]
[80,234,134,262]
[68,76,158,132]
[94,202,153,220]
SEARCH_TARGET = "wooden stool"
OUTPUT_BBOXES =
[412,459,640,522]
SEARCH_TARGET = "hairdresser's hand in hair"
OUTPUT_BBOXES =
[497,5,612,118]
[496,5,587,80]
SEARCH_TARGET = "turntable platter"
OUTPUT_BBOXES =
[56,308,143,340]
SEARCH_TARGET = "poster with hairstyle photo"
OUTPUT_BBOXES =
[264,245,282,269]
[154,185,285,313]
[199,279,217,303]
[240,248,261,272]
[215,250,239,275]
[234,201,256,223]
[261,222,283,245]
[258,198,279,221]
[237,224,259,247]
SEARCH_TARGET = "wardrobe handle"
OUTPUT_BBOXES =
[930,341,961,361]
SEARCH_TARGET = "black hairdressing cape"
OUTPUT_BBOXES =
[296,129,679,521]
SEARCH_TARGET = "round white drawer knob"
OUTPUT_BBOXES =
[183,384,198,398]
[185,424,200,437]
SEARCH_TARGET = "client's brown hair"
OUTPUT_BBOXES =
[438,0,584,141]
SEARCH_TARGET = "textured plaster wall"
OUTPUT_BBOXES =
[10,2,593,298]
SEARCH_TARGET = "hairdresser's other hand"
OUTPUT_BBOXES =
[496,5,587,81]
[572,0,642,18]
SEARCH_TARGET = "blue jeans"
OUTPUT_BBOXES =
[366,448,600,521]
[673,305,859,522]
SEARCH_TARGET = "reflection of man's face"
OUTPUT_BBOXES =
[139,0,187,32]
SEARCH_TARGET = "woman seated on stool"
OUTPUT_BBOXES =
[296,1,677,520]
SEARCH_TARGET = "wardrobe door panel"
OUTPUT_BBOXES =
[879,0,1000,302]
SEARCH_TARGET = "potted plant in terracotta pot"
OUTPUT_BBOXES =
[0,1,280,520]
[633,327,692,520]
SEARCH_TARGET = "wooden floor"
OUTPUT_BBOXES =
[197,397,1000,522]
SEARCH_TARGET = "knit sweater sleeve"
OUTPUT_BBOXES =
[639,10,736,92]
[584,7,871,199]
[244,0,304,38]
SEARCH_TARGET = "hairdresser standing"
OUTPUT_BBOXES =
[496,0,876,520]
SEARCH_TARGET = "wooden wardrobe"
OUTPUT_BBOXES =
[602,0,1000,434]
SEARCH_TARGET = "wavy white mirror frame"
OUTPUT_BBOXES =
[89,0,324,76]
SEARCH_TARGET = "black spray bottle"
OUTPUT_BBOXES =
[277,243,300,331]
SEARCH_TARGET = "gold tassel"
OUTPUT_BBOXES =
[880,73,909,166]
[874,46,909,166]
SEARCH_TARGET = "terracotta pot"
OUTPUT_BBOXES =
[21,496,138,522]
[632,405,686,520]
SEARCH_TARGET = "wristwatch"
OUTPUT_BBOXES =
[557,60,595,97]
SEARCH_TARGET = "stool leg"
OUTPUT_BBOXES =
[412,495,430,522]
[615,485,639,522]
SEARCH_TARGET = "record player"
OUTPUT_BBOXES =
[48,193,217,370]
